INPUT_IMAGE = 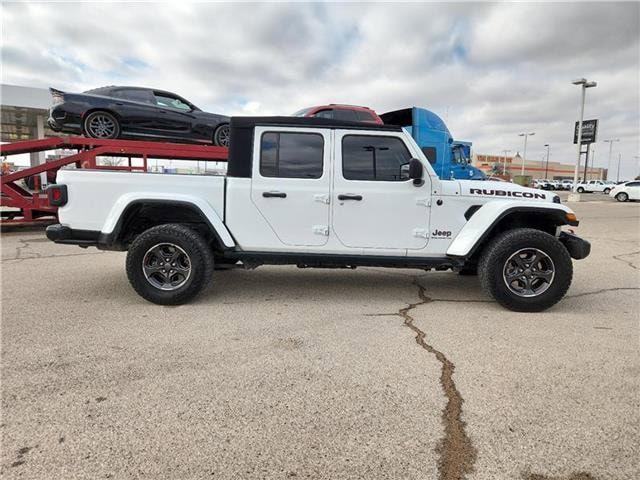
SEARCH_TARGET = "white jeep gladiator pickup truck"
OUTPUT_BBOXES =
[46,116,590,311]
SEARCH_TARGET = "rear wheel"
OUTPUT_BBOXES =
[478,228,572,312]
[126,224,213,305]
[83,111,120,139]
[213,124,230,147]
[604,188,611,194]
[616,192,629,202]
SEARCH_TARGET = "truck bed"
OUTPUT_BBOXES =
[56,170,226,233]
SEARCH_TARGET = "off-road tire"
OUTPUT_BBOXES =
[478,228,572,312]
[83,111,121,139]
[577,186,585,193]
[616,192,629,202]
[458,265,478,276]
[126,224,214,305]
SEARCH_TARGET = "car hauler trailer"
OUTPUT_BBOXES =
[0,136,228,226]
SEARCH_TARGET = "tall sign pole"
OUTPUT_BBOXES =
[571,78,597,193]
[573,85,586,190]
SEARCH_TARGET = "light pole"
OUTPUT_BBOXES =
[518,132,535,176]
[572,78,597,191]
[544,144,550,179]
[502,149,511,176]
[603,138,619,180]
[617,153,622,182]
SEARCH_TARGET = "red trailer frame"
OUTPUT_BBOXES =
[1,136,228,226]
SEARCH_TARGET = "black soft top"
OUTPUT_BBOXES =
[227,116,403,178]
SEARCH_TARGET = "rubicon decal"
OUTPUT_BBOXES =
[431,229,452,239]
[469,188,546,199]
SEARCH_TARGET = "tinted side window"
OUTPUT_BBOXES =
[118,89,155,104]
[313,110,334,119]
[260,132,324,179]
[333,109,358,121]
[422,147,437,165]
[342,135,412,181]
[354,110,377,122]
[626,181,640,187]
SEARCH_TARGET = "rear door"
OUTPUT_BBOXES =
[250,127,331,246]
[149,91,195,137]
[332,130,431,250]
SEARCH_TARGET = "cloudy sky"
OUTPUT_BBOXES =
[2,1,639,178]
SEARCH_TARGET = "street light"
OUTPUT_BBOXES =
[502,149,511,176]
[603,138,619,180]
[572,78,597,191]
[518,132,535,176]
[544,144,550,179]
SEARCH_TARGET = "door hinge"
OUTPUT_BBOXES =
[313,225,329,236]
[314,194,330,204]
[416,197,431,207]
[413,228,429,238]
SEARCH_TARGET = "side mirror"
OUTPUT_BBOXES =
[409,158,424,186]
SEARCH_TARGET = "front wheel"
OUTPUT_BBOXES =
[126,224,214,305]
[603,188,611,194]
[577,187,585,193]
[616,192,629,202]
[83,111,120,139]
[478,228,572,312]
[213,124,230,147]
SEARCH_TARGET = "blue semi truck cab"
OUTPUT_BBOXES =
[380,107,486,180]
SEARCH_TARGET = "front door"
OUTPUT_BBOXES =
[250,127,331,247]
[332,130,431,250]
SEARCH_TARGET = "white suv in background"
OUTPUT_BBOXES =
[575,180,613,194]
[609,181,640,202]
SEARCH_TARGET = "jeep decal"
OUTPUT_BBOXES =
[469,188,546,199]
[431,229,452,239]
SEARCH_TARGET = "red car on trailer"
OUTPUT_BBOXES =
[293,104,383,124]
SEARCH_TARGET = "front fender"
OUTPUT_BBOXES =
[102,193,235,247]
[446,201,577,258]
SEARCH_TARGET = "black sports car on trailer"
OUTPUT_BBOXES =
[48,86,230,147]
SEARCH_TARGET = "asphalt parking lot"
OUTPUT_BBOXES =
[1,194,638,480]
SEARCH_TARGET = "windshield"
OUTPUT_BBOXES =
[292,107,312,116]
[452,145,470,164]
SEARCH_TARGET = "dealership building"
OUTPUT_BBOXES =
[473,152,607,181]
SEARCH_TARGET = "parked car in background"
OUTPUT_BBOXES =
[533,179,552,190]
[575,180,613,193]
[48,86,230,146]
[609,181,640,202]
[560,180,574,190]
[293,104,383,124]
[548,180,561,190]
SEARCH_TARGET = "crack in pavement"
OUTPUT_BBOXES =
[12,238,42,263]
[612,250,640,270]
[524,472,597,480]
[566,287,640,298]
[397,279,477,480]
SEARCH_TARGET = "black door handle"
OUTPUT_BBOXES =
[338,194,363,201]
[263,192,287,198]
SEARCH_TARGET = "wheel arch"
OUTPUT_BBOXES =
[447,203,577,260]
[99,197,235,251]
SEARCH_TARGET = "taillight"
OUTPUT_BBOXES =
[47,184,67,206]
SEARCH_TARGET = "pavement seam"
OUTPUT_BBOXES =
[397,279,477,480]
